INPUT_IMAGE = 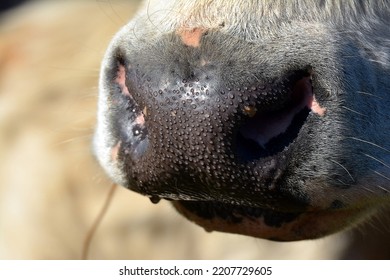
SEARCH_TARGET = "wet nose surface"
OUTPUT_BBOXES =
[106,39,314,212]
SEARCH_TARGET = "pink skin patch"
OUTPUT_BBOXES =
[299,76,326,116]
[111,141,121,162]
[115,64,131,96]
[135,113,145,126]
[310,96,327,116]
[114,64,147,126]
[177,28,206,48]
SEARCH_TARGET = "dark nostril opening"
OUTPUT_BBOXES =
[235,74,313,162]
[236,133,268,161]
[109,56,149,161]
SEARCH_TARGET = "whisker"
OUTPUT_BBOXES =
[371,170,390,182]
[82,183,118,260]
[362,187,376,194]
[323,174,353,186]
[341,106,368,117]
[329,159,355,182]
[348,137,390,154]
[96,0,126,26]
[357,90,383,99]
[374,185,389,193]
[51,134,93,148]
[362,153,390,170]
[46,66,101,73]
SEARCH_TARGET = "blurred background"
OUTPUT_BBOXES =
[0,0,389,260]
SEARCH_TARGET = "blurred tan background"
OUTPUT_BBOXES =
[0,0,388,260]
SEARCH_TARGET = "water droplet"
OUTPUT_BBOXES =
[149,196,161,204]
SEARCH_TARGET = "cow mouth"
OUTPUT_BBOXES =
[235,71,317,162]
[172,199,364,241]
[175,200,301,227]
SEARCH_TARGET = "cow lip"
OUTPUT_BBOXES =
[172,200,304,239]
[172,200,367,241]
[174,200,303,223]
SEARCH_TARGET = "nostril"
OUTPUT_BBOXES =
[109,57,149,161]
[235,73,313,162]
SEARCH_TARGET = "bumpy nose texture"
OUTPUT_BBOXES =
[107,34,313,210]
[125,60,253,200]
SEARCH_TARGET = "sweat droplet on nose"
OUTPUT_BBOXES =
[149,196,161,204]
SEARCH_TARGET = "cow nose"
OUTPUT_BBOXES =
[106,49,313,209]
